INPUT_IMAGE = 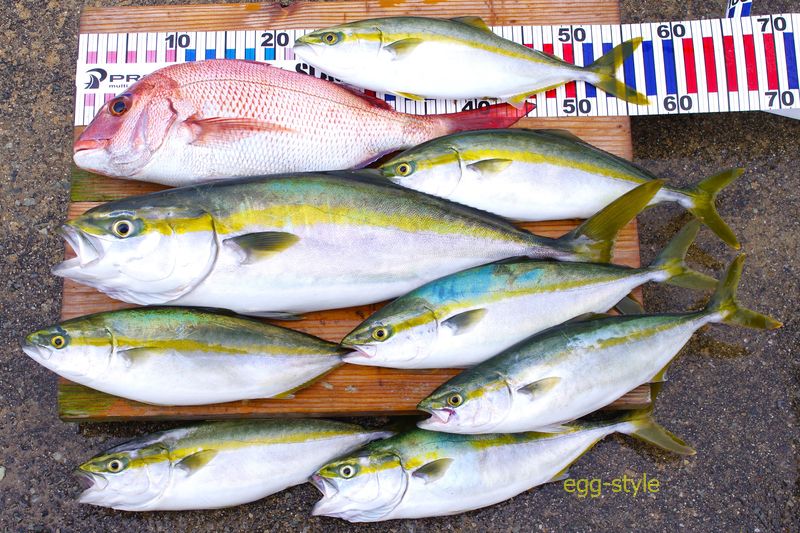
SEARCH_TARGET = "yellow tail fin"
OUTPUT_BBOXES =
[588,38,650,106]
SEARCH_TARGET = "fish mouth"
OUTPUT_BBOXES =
[74,138,108,154]
[52,224,102,276]
[417,406,455,427]
[309,474,337,498]
[341,343,377,361]
[20,338,52,361]
[292,40,316,57]
[75,470,109,502]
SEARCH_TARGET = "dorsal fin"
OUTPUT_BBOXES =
[450,16,492,33]
[339,84,394,110]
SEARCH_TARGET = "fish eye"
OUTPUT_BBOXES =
[107,459,125,473]
[371,326,391,342]
[339,464,357,478]
[395,162,414,176]
[112,219,134,238]
[108,96,130,116]
[447,393,463,407]
[322,32,340,45]
[51,335,66,349]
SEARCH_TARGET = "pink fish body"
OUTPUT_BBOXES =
[74,59,529,186]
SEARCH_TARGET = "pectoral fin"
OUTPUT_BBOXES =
[450,16,491,32]
[176,449,218,475]
[467,158,513,176]
[385,38,424,59]
[517,376,561,398]
[225,232,299,264]
[412,458,453,484]
[614,295,645,315]
[186,116,292,146]
[441,309,487,335]
[118,347,156,368]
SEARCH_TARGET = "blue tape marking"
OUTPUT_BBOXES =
[662,39,678,94]
[785,33,799,90]
[225,49,236,59]
[385,94,396,102]
[642,40,658,96]
[623,51,637,91]
[583,43,597,97]
[602,43,613,97]
[185,49,196,62]
[264,48,276,61]
[245,48,255,60]
[205,49,216,59]
[741,3,751,16]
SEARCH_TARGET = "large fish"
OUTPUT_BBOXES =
[294,16,648,106]
[377,129,743,248]
[341,221,715,369]
[52,173,657,315]
[417,255,781,434]
[311,410,692,521]
[75,419,392,511]
[22,307,345,405]
[73,59,529,186]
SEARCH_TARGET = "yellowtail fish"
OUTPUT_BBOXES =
[73,59,529,186]
[294,16,648,106]
[76,419,392,511]
[22,307,346,406]
[311,409,692,521]
[417,255,781,434]
[378,129,743,248]
[341,221,715,369]
[52,173,657,315]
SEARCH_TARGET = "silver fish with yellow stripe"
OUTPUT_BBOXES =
[52,172,656,315]
[341,221,715,369]
[378,128,743,248]
[76,419,392,511]
[417,255,781,434]
[22,307,345,405]
[311,409,692,521]
[294,16,648,106]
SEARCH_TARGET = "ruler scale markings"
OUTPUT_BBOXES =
[692,20,709,113]
[73,15,800,127]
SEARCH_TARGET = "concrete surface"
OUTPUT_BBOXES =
[0,0,797,530]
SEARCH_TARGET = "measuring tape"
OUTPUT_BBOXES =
[74,13,800,126]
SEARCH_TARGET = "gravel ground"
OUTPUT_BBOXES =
[1,0,798,531]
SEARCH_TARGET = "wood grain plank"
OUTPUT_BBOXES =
[60,0,641,421]
[58,380,651,421]
[79,0,623,33]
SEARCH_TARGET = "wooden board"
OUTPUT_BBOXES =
[60,0,649,421]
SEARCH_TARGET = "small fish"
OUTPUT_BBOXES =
[73,59,529,186]
[22,307,346,406]
[311,409,692,521]
[75,419,392,511]
[52,173,656,315]
[294,16,648,106]
[417,255,781,434]
[341,221,715,369]
[378,129,743,248]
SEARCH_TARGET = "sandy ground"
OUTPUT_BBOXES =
[0,0,798,530]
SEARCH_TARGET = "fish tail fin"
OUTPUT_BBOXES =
[705,255,782,329]
[586,38,650,106]
[434,102,534,135]
[615,405,696,456]
[554,180,661,263]
[648,221,717,290]
[683,168,744,249]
